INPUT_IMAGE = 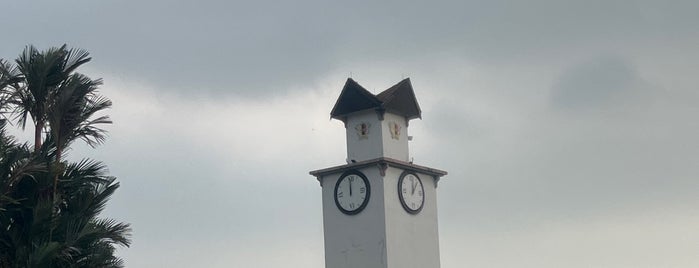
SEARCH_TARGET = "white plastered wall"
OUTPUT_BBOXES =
[379,113,409,162]
[345,110,409,162]
[321,165,441,268]
[382,166,440,268]
[321,166,388,268]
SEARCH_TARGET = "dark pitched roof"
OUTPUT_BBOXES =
[330,78,422,122]
[376,78,422,120]
[329,78,382,118]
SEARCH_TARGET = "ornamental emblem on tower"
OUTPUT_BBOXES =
[389,121,401,140]
[355,122,370,139]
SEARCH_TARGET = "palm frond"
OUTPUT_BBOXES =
[28,241,62,267]
[47,73,111,150]
[87,218,132,247]
[61,46,91,76]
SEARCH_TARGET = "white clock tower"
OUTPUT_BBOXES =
[310,78,447,268]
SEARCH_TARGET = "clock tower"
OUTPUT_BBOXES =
[310,78,447,268]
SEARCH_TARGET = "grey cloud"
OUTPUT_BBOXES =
[550,55,643,109]
[412,52,698,235]
[66,126,324,267]
[5,0,698,97]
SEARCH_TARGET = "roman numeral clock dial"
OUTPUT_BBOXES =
[334,170,370,215]
[398,172,425,214]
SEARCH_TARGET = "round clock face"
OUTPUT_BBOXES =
[398,172,425,214]
[334,170,370,215]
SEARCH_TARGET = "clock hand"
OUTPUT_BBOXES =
[349,179,353,196]
[410,177,416,195]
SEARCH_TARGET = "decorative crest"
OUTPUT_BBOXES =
[389,121,401,140]
[355,122,370,140]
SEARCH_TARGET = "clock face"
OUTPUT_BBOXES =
[334,170,370,215]
[398,172,425,214]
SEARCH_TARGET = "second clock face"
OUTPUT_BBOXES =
[334,170,370,215]
[398,172,425,214]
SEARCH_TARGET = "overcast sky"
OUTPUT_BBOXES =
[3,0,699,267]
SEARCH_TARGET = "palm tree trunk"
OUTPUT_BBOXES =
[34,120,43,151]
[53,147,62,200]
[50,146,62,241]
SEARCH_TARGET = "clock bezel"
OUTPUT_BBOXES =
[398,171,425,214]
[334,169,371,215]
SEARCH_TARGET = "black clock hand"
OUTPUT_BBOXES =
[349,179,353,196]
[411,177,417,195]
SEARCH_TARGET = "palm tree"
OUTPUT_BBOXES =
[53,159,131,267]
[0,119,58,267]
[46,73,112,200]
[0,45,129,267]
[1,45,92,152]
[47,73,112,162]
[1,44,110,234]
[0,129,130,267]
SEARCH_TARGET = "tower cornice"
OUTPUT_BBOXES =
[310,157,447,186]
